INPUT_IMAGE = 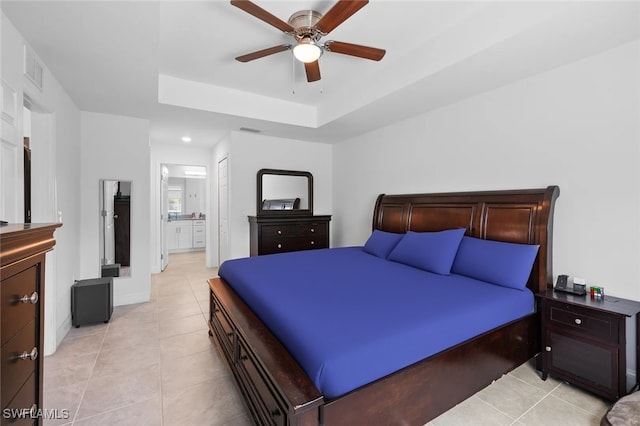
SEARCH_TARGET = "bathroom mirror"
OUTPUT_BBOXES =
[99,180,131,277]
[257,169,313,216]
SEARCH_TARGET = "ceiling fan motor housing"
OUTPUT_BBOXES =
[288,10,323,42]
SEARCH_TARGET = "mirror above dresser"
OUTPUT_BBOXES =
[250,169,330,256]
[257,169,313,217]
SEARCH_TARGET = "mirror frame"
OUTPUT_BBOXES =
[257,168,313,217]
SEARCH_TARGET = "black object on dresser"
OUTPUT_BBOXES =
[538,289,640,400]
[248,216,331,256]
[71,277,114,328]
[1,223,60,425]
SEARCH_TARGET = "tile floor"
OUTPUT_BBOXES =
[43,252,612,426]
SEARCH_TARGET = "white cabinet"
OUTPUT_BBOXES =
[193,220,205,248]
[167,220,205,251]
[167,220,193,251]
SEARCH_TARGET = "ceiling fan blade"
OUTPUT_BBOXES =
[230,0,294,33]
[315,0,368,34]
[304,61,321,82]
[235,45,290,62]
[324,41,385,61]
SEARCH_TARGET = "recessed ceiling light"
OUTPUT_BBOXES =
[181,136,192,143]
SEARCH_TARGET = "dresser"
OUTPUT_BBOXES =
[1,223,60,425]
[248,216,331,256]
[538,289,640,401]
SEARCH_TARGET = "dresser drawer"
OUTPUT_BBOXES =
[261,223,327,239]
[1,266,39,346]
[546,302,620,343]
[1,321,38,410]
[249,215,331,256]
[259,236,328,255]
[2,371,37,425]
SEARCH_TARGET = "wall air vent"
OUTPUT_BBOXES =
[24,45,44,91]
[239,127,261,133]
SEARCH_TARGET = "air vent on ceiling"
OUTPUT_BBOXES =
[24,45,44,91]
[239,127,261,133]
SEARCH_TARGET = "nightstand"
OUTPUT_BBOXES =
[537,289,640,400]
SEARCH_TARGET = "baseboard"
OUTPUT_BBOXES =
[44,315,71,356]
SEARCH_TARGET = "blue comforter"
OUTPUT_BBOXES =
[219,247,533,398]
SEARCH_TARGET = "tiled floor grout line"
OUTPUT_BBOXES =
[69,321,110,425]
[469,394,519,423]
[509,380,563,425]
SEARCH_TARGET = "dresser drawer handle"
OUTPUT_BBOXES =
[277,243,282,249]
[17,347,38,361]
[310,241,315,245]
[545,346,552,352]
[574,318,582,325]
[277,230,282,235]
[310,228,315,232]
[18,292,39,304]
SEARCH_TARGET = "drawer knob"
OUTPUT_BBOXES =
[277,230,282,235]
[18,291,39,304]
[545,346,552,352]
[277,243,282,249]
[17,347,38,361]
[310,241,315,245]
[574,318,582,325]
[311,228,315,232]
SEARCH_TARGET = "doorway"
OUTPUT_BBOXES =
[160,163,208,271]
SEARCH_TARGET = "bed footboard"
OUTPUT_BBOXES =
[208,277,323,426]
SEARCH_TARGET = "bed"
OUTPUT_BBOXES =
[208,186,559,425]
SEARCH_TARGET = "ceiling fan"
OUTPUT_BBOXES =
[231,0,386,83]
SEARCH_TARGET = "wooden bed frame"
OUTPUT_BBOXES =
[208,186,560,425]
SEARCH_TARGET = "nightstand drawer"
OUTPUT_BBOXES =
[547,303,619,343]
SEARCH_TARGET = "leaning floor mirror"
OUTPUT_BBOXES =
[99,180,131,278]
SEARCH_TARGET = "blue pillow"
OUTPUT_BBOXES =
[363,230,403,259]
[388,229,466,275]
[451,236,539,290]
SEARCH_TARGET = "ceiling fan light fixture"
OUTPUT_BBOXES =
[293,38,322,63]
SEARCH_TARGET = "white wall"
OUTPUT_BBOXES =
[223,131,332,260]
[334,40,640,302]
[149,143,213,271]
[80,112,151,306]
[1,12,82,354]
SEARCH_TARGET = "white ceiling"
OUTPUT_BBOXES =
[2,1,639,147]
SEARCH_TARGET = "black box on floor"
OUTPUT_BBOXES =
[71,277,113,327]
[101,263,120,278]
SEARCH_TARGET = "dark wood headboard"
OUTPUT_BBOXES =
[372,186,560,294]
